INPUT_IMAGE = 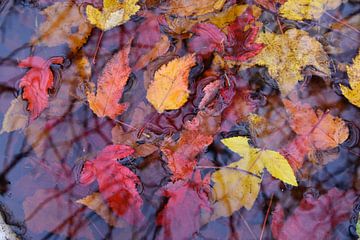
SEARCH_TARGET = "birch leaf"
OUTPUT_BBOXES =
[87,46,130,119]
[146,54,196,113]
[340,51,360,108]
[279,0,342,21]
[86,0,140,31]
[242,29,329,95]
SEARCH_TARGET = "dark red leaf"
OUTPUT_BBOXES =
[19,56,64,120]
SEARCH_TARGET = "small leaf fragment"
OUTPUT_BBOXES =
[146,54,196,113]
[1,96,29,133]
[340,51,360,108]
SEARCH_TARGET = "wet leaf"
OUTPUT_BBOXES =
[279,0,342,21]
[86,0,140,30]
[242,29,330,95]
[19,56,64,120]
[87,46,130,119]
[271,188,356,240]
[76,192,128,228]
[198,80,221,109]
[340,51,360,108]
[157,171,211,240]
[146,54,196,113]
[1,96,29,133]
[255,0,286,12]
[33,2,92,53]
[79,145,144,223]
[163,0,226,17]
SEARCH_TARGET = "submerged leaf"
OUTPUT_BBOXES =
[146,54,196,113]
[242,29,329,95]
[279,0,342,21]
[19,56,64,120]
[340,51,360,108]
[87,46,131,119]
[1,96,29,133]
[163,0,226,17]
[86,0,140,30]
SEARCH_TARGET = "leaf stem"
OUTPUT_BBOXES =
[259,193,274,240]
[195,166,261,178]
[92,31,104,65]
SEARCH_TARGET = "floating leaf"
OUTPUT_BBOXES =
[279,0,342,21]
[79,145,144,223]
[86,0,140,30]
[211,136,297,219]
[19,56,64,120]
[1,96,29,133]
[162,0,226,17]
[340,51,360,108]
[146,54,196,113]
[87,46,130,119]
[33,2,92,53]
[242,29,329,95]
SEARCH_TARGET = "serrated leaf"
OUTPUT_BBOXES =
[86,0,140,31]
[146,54,196,113]
[340,51,360,108]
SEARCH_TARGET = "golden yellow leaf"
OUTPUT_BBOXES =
[163,0,226,17]
[340,52,360,108]
[279,0,342,21]
[146,54,196,113]
[209,5,261,30]
[211,136,297,219]
[242,29,329,95]
[33,2,92,53]
[86,0,140,31]
[76,193,127,228]
[0,96,28,134]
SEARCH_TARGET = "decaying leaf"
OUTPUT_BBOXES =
[1,96,29,133]
[146,54,196,113]
[242,29,329,95]
[162,0,226,17]
[86,0,140,30]
[198,80,221,109]
[340,51,360,108]
[157,171,211,240]
[76,192,128,228]
[19,56,64,120]
[33,2,92,53]
[87,46,130,119]
[281,99,349,169]
[255,0,286,12]
[279,0,342,21]
[79,145,144,224]
[211,136,297,219]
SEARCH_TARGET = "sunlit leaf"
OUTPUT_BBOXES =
[146,54,196,113]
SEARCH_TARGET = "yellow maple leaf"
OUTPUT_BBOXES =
[33,2,92,53]
[211,136,297,219]
[242,29,329,95]
[86,0,140,31]
[340,52,360,108]
[163,0,226,17]
[279,0,342,21]
[146,54,196,113]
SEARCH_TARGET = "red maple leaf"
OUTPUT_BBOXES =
[271,188,356,240]
[157,171,211,240]
[79,145,144,224]
[19,56,64,120]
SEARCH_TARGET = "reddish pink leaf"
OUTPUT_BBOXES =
[19,56,64,120]
[79,145,144,224]
[157,171,211,240]
[188,23,226,57]
[223,8,264,61]
[271,188,356,240]
[280,135,312,170]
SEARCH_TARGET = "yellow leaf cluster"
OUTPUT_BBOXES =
[164,0,226,17]
[211,136,297,219]
[86,0,140,31]
[341,52,360,108]
[242,29,329,95]
[33,2,92,52]
[146,54,196,113]
[279,0,342,21]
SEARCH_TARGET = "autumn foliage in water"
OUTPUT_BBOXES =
[0,0,359,239]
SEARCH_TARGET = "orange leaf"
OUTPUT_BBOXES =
[19,56,64,120]
[87,46,131,119]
